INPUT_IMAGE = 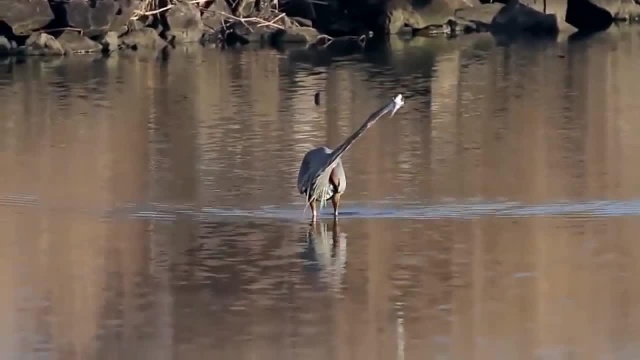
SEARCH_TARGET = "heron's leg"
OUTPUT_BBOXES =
[331,193,341,218]
[309,200,317,222]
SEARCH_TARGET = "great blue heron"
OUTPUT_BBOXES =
[297,94,405,222]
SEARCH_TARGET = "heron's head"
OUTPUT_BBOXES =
[391,94,405,116]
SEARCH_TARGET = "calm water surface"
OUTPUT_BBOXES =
[1,28,640,359]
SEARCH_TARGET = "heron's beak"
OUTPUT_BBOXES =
[391,94,405,116]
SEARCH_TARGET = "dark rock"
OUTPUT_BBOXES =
[491,0,559,36]
[454,2,557,36]
[0,0,55,35]
[119,27,168,50]
[65,0,119,38]
[165,1,204,44]
[0,36,11,55]
[200,30,219,45]
[56,31,102,54]
[268,26,320,44]
[100,31,119,53]
[24,32,65,56]
[565,0,613,32]
[221,28,250,46]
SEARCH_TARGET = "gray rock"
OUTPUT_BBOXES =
[202,0,232,30]
[57,31,103,54]
[0,36,11,55]
[65,0,119,38]
[119,27,167,50]
[100,31,120,53]
[109,0,142,32]
[0,0,55,35]
[25,32,65,56]
[166,1,204,44]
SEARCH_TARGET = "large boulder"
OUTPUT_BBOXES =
[64,0,119,38]
[0,0,54,35]
[455,1,568,37]
[56,30,103,54]
[202,0,232,30]
[565,0,613,32]
[491,0,560,36]
[109,0,142,32]
[165,1,204,44]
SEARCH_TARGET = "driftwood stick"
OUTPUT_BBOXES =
[317,34,334,47]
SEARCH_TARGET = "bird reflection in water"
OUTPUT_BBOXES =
[300,219,347,292]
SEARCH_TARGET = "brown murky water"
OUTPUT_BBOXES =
[1,28,640,359]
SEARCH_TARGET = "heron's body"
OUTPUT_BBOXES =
[297,146,347,219]
[297,94,405,222]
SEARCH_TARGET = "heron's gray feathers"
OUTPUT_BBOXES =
[297,146,346,206]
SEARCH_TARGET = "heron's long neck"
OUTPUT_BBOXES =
[317,101,394,176]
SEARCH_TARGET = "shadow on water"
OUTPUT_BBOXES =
[3,25,640,359]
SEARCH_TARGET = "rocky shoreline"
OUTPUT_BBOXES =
[0,0,638,58]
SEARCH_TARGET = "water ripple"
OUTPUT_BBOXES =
[1,193,640,221]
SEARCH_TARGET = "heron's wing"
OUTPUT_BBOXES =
[297,154,311,194]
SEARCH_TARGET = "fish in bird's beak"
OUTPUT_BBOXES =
[391,94,405,116]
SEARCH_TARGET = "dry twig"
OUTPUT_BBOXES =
[257,12,285,27]
[198,6,286,31]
